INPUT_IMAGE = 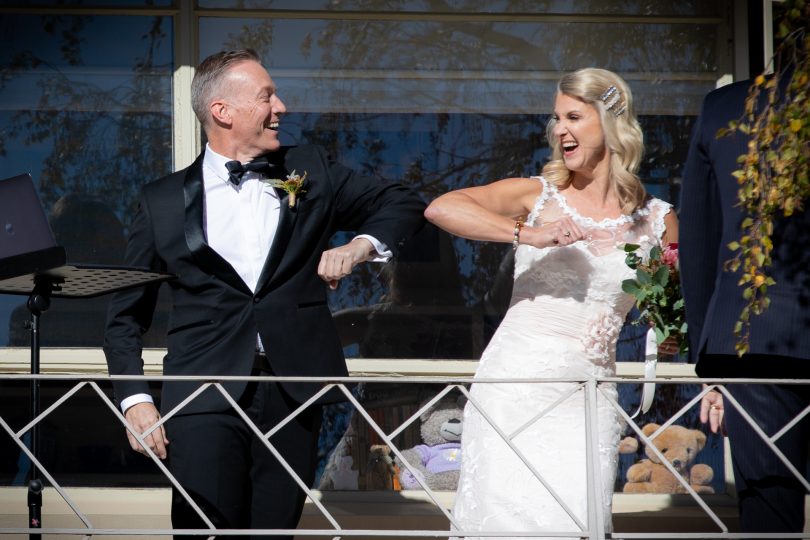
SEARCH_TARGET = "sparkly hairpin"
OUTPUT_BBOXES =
[599,85,626,116]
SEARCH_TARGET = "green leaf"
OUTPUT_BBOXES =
[743,288,753,300]
[637,269,652,285]
[621,280,641,295]
[653,266,670,286]
[624,243,640,253]
[654,326,667,345]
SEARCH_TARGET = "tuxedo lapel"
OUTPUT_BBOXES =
[183,156,252,295]
[256,180,298,292]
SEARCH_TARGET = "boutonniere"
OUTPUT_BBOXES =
[263,170,307,208]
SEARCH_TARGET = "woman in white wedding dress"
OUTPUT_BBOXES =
[424,68,678,539]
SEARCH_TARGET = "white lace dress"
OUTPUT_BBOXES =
[452,176,672,539]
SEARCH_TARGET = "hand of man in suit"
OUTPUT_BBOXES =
[124,402,169,459]
[699,386,726,436]
[318,237,375,290]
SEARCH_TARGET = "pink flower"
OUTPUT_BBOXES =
[661,243,679,269]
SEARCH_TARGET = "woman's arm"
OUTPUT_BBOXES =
[662,207,679,245]
[425,178,584,248]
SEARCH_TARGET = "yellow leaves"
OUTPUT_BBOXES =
[717,1,810,357]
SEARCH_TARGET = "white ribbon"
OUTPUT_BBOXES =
[629,327,657,419]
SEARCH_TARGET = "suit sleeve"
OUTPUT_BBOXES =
[103,191,165,404]
[318,147,426,257]
[679,95,723,361]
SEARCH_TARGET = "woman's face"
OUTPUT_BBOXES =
[551,92,609,178]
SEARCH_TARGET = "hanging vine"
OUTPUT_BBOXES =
[717,0,810,356]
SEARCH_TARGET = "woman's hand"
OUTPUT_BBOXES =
[521,216,585,248]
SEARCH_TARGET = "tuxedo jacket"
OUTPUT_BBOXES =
[679,79,810,376]
[104,144,426,414]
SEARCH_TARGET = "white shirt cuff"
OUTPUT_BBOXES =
[355,234,391,262]
[120,393,154,414]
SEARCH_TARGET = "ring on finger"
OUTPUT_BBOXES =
[564,231,571,237]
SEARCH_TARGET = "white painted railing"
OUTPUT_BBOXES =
[0,355,807,539]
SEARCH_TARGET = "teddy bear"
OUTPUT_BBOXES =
[621,422,714,494]
[395,395,464,491]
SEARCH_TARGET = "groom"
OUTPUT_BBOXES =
[103,49,425,536]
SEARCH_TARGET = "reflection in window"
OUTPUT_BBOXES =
[198,0,720,16]
[0,14,173,347]
[200,17,720,115]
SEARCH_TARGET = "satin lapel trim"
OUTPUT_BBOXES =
[183,160,252,295]
[256,186,298,292]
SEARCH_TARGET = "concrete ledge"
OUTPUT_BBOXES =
[0,486,751,539]
[0,347,697,377]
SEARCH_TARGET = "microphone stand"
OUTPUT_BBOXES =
[0,263,172,538]
[25,276,57,540]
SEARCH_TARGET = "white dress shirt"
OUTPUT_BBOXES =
[120,145,390,412]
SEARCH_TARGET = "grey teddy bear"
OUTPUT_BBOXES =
[396,395,464,491]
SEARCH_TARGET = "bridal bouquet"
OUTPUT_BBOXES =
[621,242,688,356]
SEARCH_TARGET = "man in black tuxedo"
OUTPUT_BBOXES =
[103,49,425,536]
[680,76,810,535]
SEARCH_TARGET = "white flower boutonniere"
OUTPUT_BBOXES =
[263,170,307,208]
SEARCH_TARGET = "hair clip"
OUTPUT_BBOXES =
[599,85,625,116]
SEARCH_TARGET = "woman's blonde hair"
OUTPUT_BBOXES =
[541,68,646,214]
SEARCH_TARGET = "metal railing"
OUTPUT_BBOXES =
[0,371,808,539]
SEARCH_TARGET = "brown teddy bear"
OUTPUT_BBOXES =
[621,423,715,494]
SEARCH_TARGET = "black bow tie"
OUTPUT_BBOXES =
[225,158,269,186]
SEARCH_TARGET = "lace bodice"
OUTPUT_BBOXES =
[512,175,672,367]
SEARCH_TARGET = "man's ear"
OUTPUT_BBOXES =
[210,100,231,126]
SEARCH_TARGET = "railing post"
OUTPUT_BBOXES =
[585,377,605,540]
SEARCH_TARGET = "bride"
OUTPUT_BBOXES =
[424,67,678,538]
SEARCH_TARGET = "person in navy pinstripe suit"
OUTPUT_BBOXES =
[680,72,810,536]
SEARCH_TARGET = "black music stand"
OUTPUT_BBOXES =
[0,259,173,539]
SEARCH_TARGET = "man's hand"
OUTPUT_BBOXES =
[124,402,169,459]
[318,237,374,289]
[699,386,726,435]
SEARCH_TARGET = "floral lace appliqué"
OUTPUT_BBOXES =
[581,309,624,364]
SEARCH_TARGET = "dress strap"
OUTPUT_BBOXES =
[526,176,552,226]
[644,198,674,244]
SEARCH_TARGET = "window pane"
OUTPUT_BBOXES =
[0,1,173,6]
[198,12,725,356]
[197,8,729,493]
[200,17,719,115]
[0,14,174,347]
[198,0,720,16]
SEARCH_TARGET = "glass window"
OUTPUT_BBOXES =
[0,3,734,493]
[0,1,173,6]
[0,14,174,347]
[198,0,721,16]
[198,11,726,361]
[196,8,730,493]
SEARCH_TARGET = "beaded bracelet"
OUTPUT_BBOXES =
[512,219,524,251]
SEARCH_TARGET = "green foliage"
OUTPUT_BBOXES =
[718,0,810,356]
[622,243,688,356]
